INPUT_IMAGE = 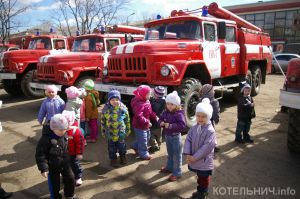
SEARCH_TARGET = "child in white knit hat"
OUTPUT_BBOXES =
[158,91,187,182]
[183,98,216,199]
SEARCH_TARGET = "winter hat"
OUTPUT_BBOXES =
[65,86,81,99]
[133,85,151,100]
[154,86,165,98]
[165,91,181,106]
[46,85,58,94]
[50,114,69,130]
[62,110,75,127]
[84,80,95,91]
[196,98,213,120]
[108,89,121,101]
[241,83,251,93]
[201,84,214,99]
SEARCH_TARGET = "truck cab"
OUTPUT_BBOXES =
[0,34,73,97]
[30,32,144,95]
[95,3,272,127]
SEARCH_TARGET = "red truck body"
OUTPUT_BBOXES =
[0,34,74,97]
[96,2,272,127]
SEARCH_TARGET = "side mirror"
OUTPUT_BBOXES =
[218,21,226,40]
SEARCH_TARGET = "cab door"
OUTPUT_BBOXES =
[202,22,221,79]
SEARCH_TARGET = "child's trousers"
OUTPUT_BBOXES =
[235,119,252,141]
[165,134,182,177]
[88,119,98,140]
[149,128,162,148]
[108,140,127,160]
[48,166,75,199]
[132,128,150,159]
[70,155,83,180]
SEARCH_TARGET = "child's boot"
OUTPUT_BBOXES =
[110,159,119,167]
[65,195,79,199]
[120,155,127,165]
[75,178,82,186]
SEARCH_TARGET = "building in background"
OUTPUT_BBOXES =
[226,0,300,54]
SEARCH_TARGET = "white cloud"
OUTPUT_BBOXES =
[20,0,44,5]
[35,2,61,11]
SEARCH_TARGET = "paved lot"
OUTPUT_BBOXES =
[0,74,299,199]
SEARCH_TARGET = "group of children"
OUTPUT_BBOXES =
[35,80,256,199]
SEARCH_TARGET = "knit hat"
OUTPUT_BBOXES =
[84,80,95,91]
[201,84,214,99]
[50,114,69,130]
[154,86,165,98]
[108,89,121,101]
[241,83,251,93]
[133,85,151,100]
[196,98,213,120]
[65,86,81,99]
[165,91,181,106]
[46,85,58,94]
[62,110,75,127]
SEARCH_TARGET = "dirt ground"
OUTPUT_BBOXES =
[0,74,299,199]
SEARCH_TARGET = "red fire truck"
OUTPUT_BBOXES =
[29,25,144,97]
[95,2,272,127]
[0,33,73,97]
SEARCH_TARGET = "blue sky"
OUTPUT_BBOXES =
[16,0,272,32]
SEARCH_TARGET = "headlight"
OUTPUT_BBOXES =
[161,65,171,77]
[103,67,108,76]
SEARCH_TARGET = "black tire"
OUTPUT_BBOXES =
[250,66,262,96]
[287,109,300,153]
[177,78,202,128]
[21,70,45,98]
[2,79,23,96]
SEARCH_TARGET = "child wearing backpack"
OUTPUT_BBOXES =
[84,80,100,143]
[183,98,216,199]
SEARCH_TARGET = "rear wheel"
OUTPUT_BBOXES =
[250,66,262,96]
[21,70,45,98]
[178,78,202,128]
[287,108,300,153]
[2,79,23,96]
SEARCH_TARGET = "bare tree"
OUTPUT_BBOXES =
[0,0,30,44]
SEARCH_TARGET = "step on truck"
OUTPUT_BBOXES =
[95,2,272,127]
[29,25,144,97]
[280,58,300,153]
[0,32,74,97]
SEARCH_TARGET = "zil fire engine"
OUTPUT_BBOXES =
[95,2,272,127]
[280,58,300,153]
[29,25,144,97]
[0,30,74,98]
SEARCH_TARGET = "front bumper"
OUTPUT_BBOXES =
[0,73,16,79]
[94,82,167,96]
[280,89,300,109]
[29,82,62,91]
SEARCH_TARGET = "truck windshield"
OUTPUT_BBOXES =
[72,38,104,52]
[145,20,201,40]
[29,38,52,50]
[0,46,8,53]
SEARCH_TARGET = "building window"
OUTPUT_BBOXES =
[246,14,255,20]
[265,12,275,24]
[276,11,286,19]
[225,26,236,42]
[275,19,285,27]
[255,13,264,20]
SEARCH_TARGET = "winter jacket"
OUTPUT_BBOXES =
[131,96,157,130]
[237,95,256,121]
[65,98,83,121]
[67,127,85,156]
[158,110,186,136]
[80,98,86,121]
[150,97,166,129]
[101,102,131,142]
[35,126,70,173]
[183,122,216,171]
[201,94,220,125]
[37,96,65,124]
[85,90,100,120]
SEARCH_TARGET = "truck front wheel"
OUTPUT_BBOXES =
[21,70,45,98]
[250,66,262,96]
[287,108,300,153]
[2,79,23,96]
[178,78,202,128]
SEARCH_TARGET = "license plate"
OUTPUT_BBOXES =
[29,82,62,91]
[94,83,137,95]
[0,73,16,79]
